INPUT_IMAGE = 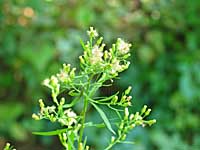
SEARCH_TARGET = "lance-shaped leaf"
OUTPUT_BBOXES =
[91,102,115,135]
[32,128,67,136]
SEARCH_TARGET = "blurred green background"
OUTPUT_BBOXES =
[0,0,200,149]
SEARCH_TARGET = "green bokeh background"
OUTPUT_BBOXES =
[0,0,200,149]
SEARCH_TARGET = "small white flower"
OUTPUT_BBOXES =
[129,114,134,120]
[92,45,103,57]
[117,38,131,54]
[90,45,103,64]
[110,59,122,74]
[47,106,56,113]
[65,109,77,118]
[125,107,129,118]
[87,27,98,38]
[57,70,69,82]
[43,78,50,87]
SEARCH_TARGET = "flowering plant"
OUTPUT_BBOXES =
[32,27,156,150]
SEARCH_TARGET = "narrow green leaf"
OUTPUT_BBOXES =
[63,97,79,108]
[91,102,116,135]
[67,132,75,150]
[84,122,105,128]
[68,90,79,96]
[97,92,119,102]
[32,128,67,136]
[119,141,135,145]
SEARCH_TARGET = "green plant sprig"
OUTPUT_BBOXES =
[32,27,156,150]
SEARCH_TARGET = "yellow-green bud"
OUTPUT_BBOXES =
[125,107,129,119]
[112,95,118,104]
[39,99,44,108]
[79,143,83,150]
[86,146,90,150]
[60,97,65,105]
[145,109,151,116]
[111,136,115,143]
[121,134,126,140]
[70,68,76,78]
[63,133,67,141]
[119,122,124,129]
[97,37,103,45]
[104,50,109,60]
[125,86,132,95]
[63,63,71,73]
[141,105,147,115]
[130,123,136,129]
[32,113,40,120]
[129,114,134,120]
[79,56,85,64]
[147,119,156,126]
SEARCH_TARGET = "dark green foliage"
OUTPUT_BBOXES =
[0,0,200,149]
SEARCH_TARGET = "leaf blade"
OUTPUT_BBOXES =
[32,128,67,136]
[91,102,115,135]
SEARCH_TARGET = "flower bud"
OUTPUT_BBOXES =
[97,37,103,45]
[112,96,118,104]
[111,136,115,143]
[60,97,65,105]
[50,75,59,86]
[141,105,147,115]
[63,133,67,141]
[145,109,151,116]
[39,99,44,108]
[119,122,124,129]
[70,68,76,78]
[100,43,105,51]
[79,143,83,150]
[32,113,40,120]
[125,86,132,95]
[86,146,90,150]
[126,96,132,101]
[125,107,129,119]
[121,134,126,140]
[63,63,71,72]
[79,56,85,64]
[104,50,109,60]
[129,114,134,120]
[130,123,136,129]
[147,119,156,126]
[87,27,98,38]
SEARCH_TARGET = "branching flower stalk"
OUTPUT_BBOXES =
[32,27,156,150]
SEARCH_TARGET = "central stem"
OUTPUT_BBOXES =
[78,74,93,150]
[78,95,88,149]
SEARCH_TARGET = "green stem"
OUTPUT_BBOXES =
[78,74,93,150]
[78,95,89,150]
[104,138,120,150]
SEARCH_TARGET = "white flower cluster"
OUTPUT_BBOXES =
[42,64,76,98]
[43,75,60,100]
[87,27,98,38]
[80,27,132,76]
[32,98,78,127]
[117,38,132,55]
[58,109,77,126]
[90,45,103,64]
